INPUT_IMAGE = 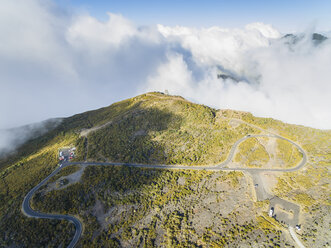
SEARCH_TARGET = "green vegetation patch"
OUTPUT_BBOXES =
[86,94,259,165]
[32,165,286,247]
[235,138,269,167]
[0,145,76,247]
[293,193,316,207]
[234,136,303,169]
[276,139,302,168]
[48,165,82,183]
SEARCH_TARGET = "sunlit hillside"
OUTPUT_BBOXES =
[0,92,330,247]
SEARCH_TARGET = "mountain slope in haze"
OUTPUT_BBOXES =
[283,32,328,46]
[0,118,61,159]
[0,92,330,247]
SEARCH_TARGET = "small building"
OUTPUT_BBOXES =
[269,207,274,217]
[295,225,301,231]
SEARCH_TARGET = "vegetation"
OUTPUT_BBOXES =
[0,92,330,247]
[234,136,303,169]
[33,166,286,247]
[85,93,259,165]
[276,139,302,167]
[293,193,316,206]
[235,137,269,167]
[0,139,76,247]
[48,165,82,183]
[239,111,330,247]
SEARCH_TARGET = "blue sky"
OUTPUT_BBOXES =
[56,0,331,32]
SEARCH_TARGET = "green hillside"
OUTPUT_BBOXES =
[80,93,260,165]
[0,92,330,247]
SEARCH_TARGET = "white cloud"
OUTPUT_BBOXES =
[157,23,280,76]
[67,13,137,49]
[0,119,61,158]
[0,0,166,131]
[145,53,194,94]
[144,24,331,129]
[245,22,281,39]
[0,0,330,157]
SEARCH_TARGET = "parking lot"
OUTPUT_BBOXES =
[269,196,300,227]
[59,147,76,162]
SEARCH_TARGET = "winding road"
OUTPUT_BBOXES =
[21,131,307,247]
[21,166,82,248]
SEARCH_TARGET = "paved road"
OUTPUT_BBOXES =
[289,226,306,248]
[22,132,307,247]
[70,133,307,173]
[21,164,82,248]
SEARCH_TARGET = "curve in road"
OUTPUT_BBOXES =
[22,165,82,248]
[22,132,307,247]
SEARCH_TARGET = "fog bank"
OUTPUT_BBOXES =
[1,0,330,140]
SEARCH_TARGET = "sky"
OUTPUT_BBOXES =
[56,0,331,32]
[0,0,331,154]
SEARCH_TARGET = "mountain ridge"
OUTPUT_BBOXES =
[1,91,324,168]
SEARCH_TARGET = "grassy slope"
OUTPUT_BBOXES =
[234,137,270,167]
[240,113,331,246]
[34,166,289,247]
[85,93,258,165]
[234,136,303,169]
[0,92,330,247]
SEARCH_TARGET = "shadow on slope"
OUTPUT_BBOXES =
[85,104,182,164]
[33,165,175,246]
[31,104,183,246]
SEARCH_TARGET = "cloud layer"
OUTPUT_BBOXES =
[1,0,330,135]
[0,118,61,158]
[146,24,331,129]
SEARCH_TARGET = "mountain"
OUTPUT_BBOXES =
[215,33,329,83]
[0,92,330,247]
[282,32,328,46]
